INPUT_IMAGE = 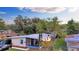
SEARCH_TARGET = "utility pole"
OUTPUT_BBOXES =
[39,33,42,50]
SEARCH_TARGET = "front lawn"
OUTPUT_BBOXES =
[7,48,23,51]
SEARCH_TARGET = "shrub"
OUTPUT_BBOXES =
[53,38,67,51]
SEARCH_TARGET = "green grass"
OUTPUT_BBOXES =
[7,48,23,51]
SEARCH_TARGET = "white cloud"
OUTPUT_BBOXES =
[18,7,79,13]
[28,7,79,13]
[4,16,16,25]
[0,11,6,14]
[18,7,66,13]
[68,7,78,12]
[27,7,66,13]
[5,20,14,24]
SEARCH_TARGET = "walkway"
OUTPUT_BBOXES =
[12,47,29,51]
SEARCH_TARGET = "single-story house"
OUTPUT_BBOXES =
[8,33,55,49]
[65,34,79,51]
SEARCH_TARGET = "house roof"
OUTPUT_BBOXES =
[65,34,79,42]
[68,45,79,48]
[8,33,54,40]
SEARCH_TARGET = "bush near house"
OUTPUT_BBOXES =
[41,41,53,48]
[53,38,67,51]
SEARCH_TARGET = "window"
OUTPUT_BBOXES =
[5,39,12,44]
[0,40,5,46]
[0,41,2,45]
[20,40,23,44]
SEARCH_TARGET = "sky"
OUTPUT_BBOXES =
[0,7,79,24]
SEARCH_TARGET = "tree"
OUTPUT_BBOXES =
[48,17,65,38]
[47,17,67,50]
[67,19,76,35]
[23,24,36,34]
[31,17,40,24]
[14,15,24,31]
[7,24,21,33]
[0,18,6,30]
[73,22,79,34]
[36,20,48,33]
[14,15,39,34]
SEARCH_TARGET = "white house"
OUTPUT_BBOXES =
[8,33,55,49]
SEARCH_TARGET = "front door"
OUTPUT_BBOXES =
[31,39,34,46]
[26,39,38,46]
[31,39,39,46]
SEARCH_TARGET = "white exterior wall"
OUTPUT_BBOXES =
[67,42,78,51]
[12,38,26,47]
[67,42,73,51]
[68,48,77,51]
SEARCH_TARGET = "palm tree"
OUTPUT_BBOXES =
[47,17,67,50]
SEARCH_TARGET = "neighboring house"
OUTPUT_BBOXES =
[8,33,56,49]
[0,30,17,37]
[65,34,79,51]
[0,30,17,50]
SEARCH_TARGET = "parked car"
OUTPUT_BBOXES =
[0,39,12,51]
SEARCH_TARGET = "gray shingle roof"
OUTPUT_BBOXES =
[8,33,54,40]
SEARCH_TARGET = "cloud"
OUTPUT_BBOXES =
[5,20,14,24]
[28,7,79,13]
[0,11,6,14]
[27,7,66,13]
[68,7,78,12]
[18,7,66,13]
[18,7,79,13]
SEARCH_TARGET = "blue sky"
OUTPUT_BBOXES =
[0,7,79,24]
